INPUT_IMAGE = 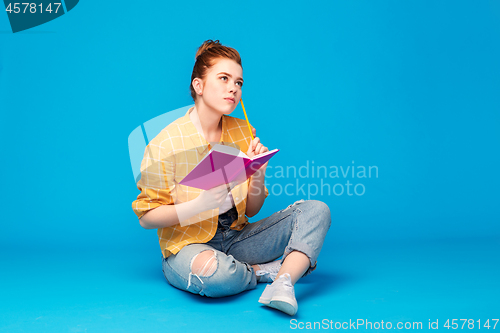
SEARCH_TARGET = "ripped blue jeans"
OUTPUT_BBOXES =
[161,199,331,298]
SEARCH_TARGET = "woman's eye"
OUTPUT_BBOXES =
[221,76,243,87]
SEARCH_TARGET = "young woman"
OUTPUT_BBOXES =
[132,39,331,316]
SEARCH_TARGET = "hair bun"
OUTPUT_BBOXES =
[195,39,221,60]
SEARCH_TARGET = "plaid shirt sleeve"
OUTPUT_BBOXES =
[132,134,176,219]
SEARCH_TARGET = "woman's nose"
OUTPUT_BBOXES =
[229,81,239,93]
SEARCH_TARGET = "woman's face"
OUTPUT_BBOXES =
[195,58,243,115]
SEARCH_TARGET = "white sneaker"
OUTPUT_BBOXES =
[258,273,298,316]
[255,259,282,283]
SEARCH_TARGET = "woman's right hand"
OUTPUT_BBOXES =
[196,182,237,211]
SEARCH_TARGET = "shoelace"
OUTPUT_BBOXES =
[256,261,282,280]
[276,273,293,288]
[256,270,277,280]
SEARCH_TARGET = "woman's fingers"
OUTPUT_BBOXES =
[255,143,269,155]
[252,137,260,150]
[247,136,269,157]
[259,146,268,155]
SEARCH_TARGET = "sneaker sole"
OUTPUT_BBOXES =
[259,296,298,316]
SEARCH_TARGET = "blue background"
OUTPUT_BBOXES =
[1,1,499,332]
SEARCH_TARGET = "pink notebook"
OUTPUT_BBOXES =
[179,144,279,190]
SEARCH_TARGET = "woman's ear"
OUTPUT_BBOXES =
[192,78,203,95]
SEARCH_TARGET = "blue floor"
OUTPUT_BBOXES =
[1,236,499,332]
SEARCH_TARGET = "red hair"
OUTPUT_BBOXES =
[190,39,242,102]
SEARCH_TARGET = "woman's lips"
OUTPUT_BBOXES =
[225,98,235,103]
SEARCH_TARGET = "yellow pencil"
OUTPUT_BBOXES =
[240,98,255,140]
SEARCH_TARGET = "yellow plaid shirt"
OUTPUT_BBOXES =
[132,106,269,259]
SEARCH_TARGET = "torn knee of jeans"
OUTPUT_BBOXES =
[190,250,218,277]
[281,199,306,213]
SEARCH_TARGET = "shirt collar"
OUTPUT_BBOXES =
[183,106,227,155]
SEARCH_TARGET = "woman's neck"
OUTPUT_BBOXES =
[190,103,222,143]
